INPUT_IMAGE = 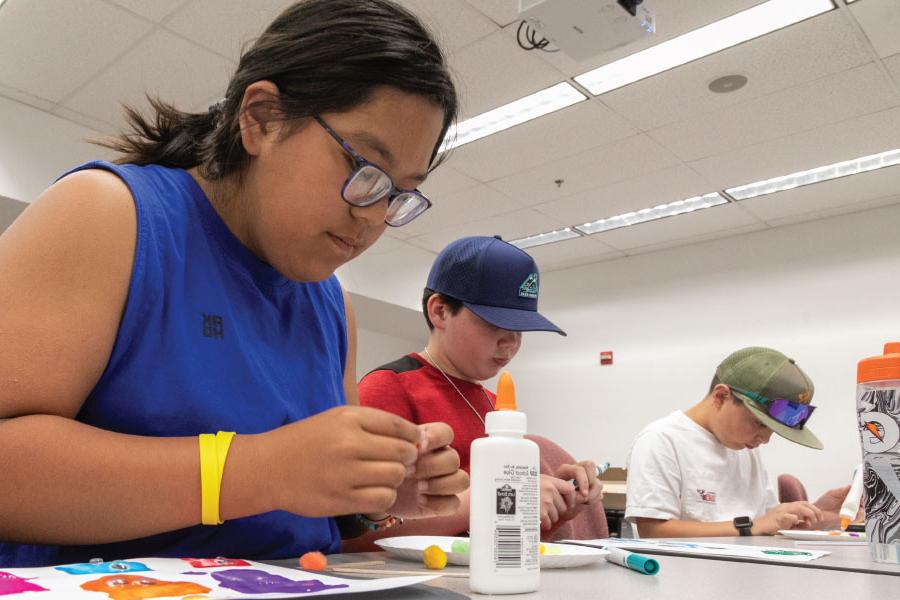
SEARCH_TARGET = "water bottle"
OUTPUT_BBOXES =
[857,342,900,563]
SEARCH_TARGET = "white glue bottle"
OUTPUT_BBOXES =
[469,371,540,594]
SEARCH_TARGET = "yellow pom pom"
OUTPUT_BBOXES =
[540,544,546,555]
[423,544,448,570]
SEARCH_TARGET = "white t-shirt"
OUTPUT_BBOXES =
[625,411,778,524]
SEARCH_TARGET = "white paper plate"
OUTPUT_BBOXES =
[778,529,867,541]
[375,536,607,569]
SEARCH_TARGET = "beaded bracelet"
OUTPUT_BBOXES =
[354,513,404,532]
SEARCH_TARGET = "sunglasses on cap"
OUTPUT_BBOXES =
[729,386,816,429]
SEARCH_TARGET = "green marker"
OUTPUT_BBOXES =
[762,550,811,556]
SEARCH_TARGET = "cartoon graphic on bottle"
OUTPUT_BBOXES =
[857,343,900,564]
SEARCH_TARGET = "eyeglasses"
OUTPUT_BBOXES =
[314,116,432,227]
[730,386,816,429]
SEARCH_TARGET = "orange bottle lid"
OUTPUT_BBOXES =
[858,342,900,383]
[495,371,517,410]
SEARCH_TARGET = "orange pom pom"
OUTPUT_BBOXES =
[299,551,328,571]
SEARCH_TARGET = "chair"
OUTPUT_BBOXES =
[777,473,809,503]
[525,434,609,540]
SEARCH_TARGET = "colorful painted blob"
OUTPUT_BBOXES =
[80,574,210,600]
[181,558,250,568]
[0,571,48,595]
[211,569,349,594]
[56,561,150,575]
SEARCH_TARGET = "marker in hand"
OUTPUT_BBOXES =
[840,464,864,531]
[570,462,611,491]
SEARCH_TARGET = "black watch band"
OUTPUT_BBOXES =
[733,515,753,536]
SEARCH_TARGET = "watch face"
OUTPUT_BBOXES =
[734,516,752,528]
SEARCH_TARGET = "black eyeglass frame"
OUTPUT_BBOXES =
[314,116,432,227]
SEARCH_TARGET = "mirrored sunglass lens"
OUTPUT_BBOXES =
[345,165,392,204]
[386,193,427,225]
[769,399,810,427]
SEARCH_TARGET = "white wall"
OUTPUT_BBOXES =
[347,291,428,381]
[0,95,106,204]
[508,202,900,499]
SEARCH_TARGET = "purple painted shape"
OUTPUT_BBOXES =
[0,572,48,595]
[211,569,349,594]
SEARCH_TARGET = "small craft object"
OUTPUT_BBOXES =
[299,551,328,571]
[422,545,447,570]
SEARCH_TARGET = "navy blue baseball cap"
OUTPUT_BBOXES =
[426,236,565,335]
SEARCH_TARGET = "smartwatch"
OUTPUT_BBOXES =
[733,515,753,536]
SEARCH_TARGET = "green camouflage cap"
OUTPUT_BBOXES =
[716,347,823,450]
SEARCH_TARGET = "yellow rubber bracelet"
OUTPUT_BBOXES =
[199,431,235,525]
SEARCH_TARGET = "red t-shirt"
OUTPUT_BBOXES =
[358,353,495,473]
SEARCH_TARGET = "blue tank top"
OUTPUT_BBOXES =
[0,162,347,566]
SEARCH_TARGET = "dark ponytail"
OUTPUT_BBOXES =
[99,0,458,179]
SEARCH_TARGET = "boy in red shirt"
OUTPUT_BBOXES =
[350,236,604,548]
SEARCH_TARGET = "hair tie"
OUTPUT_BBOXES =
[207,99,225,125]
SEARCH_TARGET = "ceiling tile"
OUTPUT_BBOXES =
[105,0,188,23]
[0,0,153,103]
[164,0,288,60]
[463,0,525,27]
[526,236,624,272]
[0,82,55,112]
[400,184,524,238]
[648,63,900,162]
[886,54,900,89]
[406,207,568,253]
[396,0,498,54]
[447,99,637,182]
[599,10,874,131]
[62,29,234,129]
[849,0,900,59]
[596,201,763,251]
[488,134,681,206]
[690,105,900,189]
[765,193,900,229]
[421,164,479,199]
[50,105,114,134]
[531,165,714,225]
[448,29,566,117]
[736,165,900,223]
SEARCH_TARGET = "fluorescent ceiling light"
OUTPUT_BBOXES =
[726,148,900,200]
[510,227,582,249]
[574,193,728,235]
[440,82,586,152]
[574,0,834,96]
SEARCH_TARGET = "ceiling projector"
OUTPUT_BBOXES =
[518,0,656,61]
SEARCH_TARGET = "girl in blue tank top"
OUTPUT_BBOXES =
[0,0,468,567]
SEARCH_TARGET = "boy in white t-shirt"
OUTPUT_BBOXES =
[626,346,855,538]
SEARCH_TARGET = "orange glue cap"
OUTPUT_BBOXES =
[495,371,517,410]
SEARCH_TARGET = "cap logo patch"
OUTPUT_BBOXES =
[798,391,811,404]
[518,273,539,299]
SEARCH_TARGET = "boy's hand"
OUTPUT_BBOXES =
[264,406,421,517]
[540,474,577,529]
[754,501,824,534]
[555,461,604,505]
[385,422,469,519]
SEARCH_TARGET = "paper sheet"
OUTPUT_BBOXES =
[0,557,437,598]
[565,538,830,562]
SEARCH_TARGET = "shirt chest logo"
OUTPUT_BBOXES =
[696,489,717,504]
[202,313,224,339]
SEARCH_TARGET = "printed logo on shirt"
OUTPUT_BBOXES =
[496,484,517,515]
[202,313,224,339]
[518,273,539,299]
[696,489,717,504]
